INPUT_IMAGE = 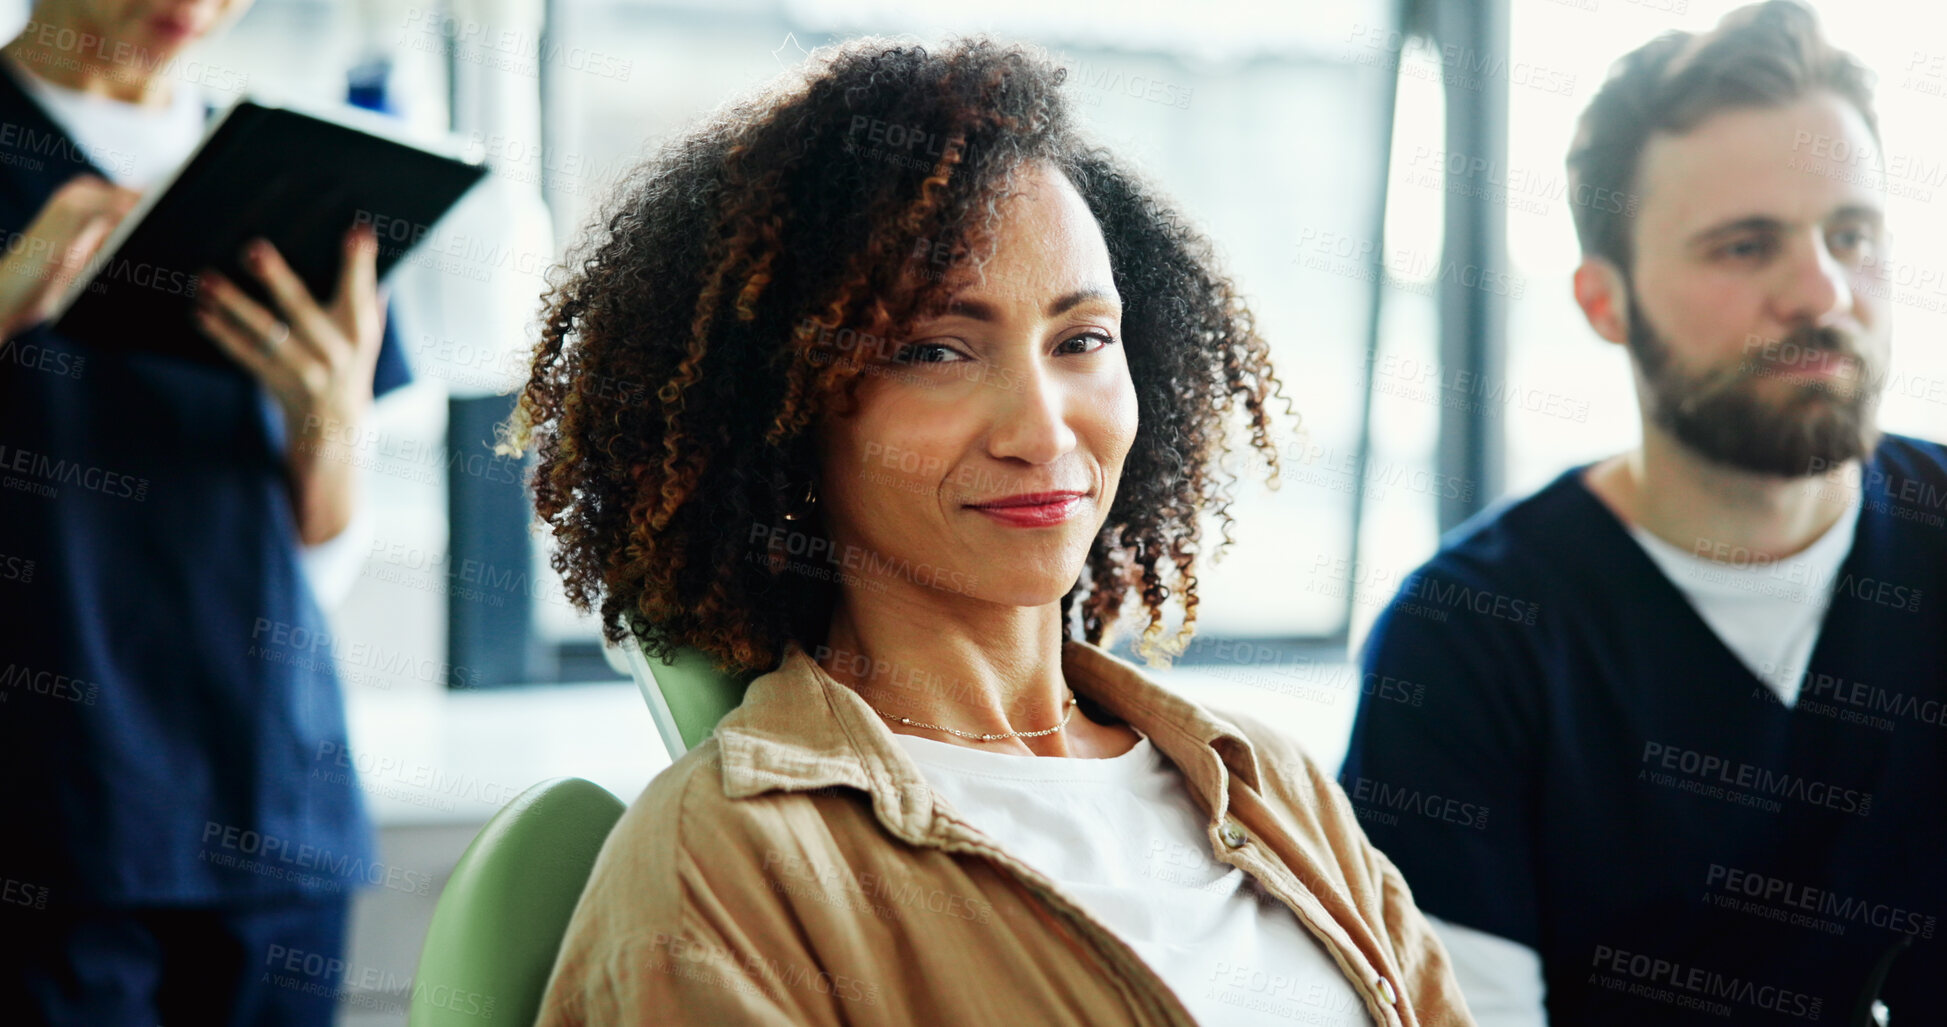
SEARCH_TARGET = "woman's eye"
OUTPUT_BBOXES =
[892,342,965,364]
[1057,331,1117,355]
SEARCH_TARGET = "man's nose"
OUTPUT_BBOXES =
[1776,235,1854,327]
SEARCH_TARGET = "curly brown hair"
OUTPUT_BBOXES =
[501,36,1289,675]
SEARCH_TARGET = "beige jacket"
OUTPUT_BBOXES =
[537,640,1475,1026]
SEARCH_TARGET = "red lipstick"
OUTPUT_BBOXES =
[965,490,1087,528]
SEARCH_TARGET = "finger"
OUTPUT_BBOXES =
[47,178,138,228]
[194,289,284,386]
[331,223,381,348]
[238,238,336,351]
[27,178,120,252]
[47,211,117,287]
[199,271,312,368]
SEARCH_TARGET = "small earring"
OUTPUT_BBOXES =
[783,480,819,521]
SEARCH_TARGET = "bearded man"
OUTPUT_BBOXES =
[1340,4,1946,1025]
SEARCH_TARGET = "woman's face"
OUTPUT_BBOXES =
[815,161,1138,610]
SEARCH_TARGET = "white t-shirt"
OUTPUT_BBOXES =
[7,56,206,188]
[891,729,1375,1027]
[1624,484,1862,707]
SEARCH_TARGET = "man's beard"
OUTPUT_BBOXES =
[1626,297,1882,477]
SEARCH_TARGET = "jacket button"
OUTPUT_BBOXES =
[1218,819,1248,848]
[1377,977,1398,1004]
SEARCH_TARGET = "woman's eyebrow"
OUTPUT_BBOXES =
[942,287,1121,322]
[1049,287,1120,316]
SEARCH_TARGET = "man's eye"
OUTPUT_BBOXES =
[1829,227,1872,254]
[1720,237,1775,261]
[1057,331,1117,355]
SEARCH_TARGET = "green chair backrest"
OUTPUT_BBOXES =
[408,777,624,1027]
[620,634,755,758]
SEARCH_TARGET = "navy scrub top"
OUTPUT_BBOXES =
[0,60,413,907]
[1342,433,1947,1026]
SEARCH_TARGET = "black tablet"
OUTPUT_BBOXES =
[49,98,488,365]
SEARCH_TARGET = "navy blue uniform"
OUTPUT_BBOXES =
[0,59,411,1025]
[1342,434,1947,1026]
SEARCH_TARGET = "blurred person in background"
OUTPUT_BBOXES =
[1343,3,1945,1025]
[510,36,1473,1027]
[0,1,413,1024]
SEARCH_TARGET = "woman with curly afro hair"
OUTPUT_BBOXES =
[521,35,1471,1027]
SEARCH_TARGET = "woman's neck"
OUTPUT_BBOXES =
[819,593,1134,758]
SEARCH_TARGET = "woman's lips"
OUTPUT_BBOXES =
[966,492,1086,527]
[148,15,200,43]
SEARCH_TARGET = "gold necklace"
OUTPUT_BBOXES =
[864,691,1079,742]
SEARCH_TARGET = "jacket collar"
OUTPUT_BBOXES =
[714,639,1264,846]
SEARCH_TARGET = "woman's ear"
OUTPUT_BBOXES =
[1572,257,1630,346]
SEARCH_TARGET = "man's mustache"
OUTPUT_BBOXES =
[1742,324,1870,382]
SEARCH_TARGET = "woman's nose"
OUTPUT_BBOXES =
[984,359,1077,466]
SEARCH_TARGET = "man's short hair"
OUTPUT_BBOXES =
[1566,0,1878,274]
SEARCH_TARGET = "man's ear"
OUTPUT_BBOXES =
[1572,256,1630,345]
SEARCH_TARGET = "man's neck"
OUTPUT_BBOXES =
[1,17,173,107]
[1584,425,1861,564]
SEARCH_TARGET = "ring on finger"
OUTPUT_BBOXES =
[263,321,291,354]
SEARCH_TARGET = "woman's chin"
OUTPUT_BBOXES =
[956,574,1088,611]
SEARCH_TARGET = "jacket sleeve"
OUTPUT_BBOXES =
[536,929,830,1026]
[535,753,859,1026]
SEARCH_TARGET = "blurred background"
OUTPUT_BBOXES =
[7,0,1937,1021]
